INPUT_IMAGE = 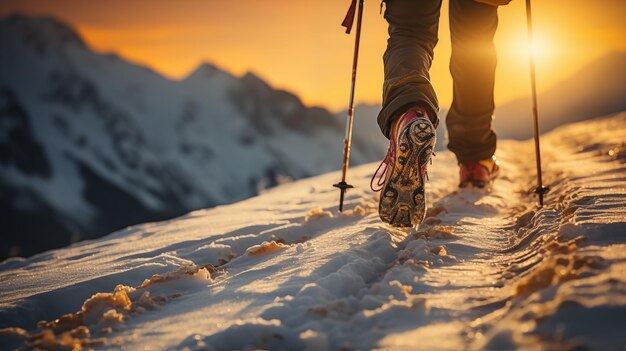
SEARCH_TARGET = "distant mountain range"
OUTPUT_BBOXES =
[0,14,381,259]
[494,52,626,139]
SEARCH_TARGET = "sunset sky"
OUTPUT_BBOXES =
[1,0,624,111]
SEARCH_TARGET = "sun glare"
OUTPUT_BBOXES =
[514,34,554,62]
[531,39,549,60]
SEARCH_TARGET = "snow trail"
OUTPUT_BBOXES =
[1,113,625,350]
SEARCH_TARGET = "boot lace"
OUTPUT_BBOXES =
[370,145,395,192]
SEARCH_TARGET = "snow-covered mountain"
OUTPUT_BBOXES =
[0,14,381,259]
[1,112,624,350]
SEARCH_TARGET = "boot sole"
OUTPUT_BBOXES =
[379,120,435,227]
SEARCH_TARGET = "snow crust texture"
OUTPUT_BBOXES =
[1,113,625,350]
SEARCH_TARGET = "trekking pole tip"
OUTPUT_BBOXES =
[333,181,354,212]
[534,185,550,207]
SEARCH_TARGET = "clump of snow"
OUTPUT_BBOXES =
[430,245,448,257]
[416,224,459,239]
[246,241,289,256]
[304,207,333,222]
[139,264,213,288]
[336,199,378,218]
[7,326,105,351]
[299,328,330,350]
[515,246,604,297]
[80,284,134,324]
[100,309,125,324]
[345,205,367,217]
[1,263,213,349]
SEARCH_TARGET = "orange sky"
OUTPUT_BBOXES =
[1,0,624,111]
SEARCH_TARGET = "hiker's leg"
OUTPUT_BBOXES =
[446,0,498,162]
[377,0,442,138]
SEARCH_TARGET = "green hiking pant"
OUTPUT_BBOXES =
[377,0,498,163]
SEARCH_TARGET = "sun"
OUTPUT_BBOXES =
[514,33,554,62]
[530,36,553,61]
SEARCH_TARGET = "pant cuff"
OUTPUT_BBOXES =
[377,94,439,139]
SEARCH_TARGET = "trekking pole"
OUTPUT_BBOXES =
[525,0,549,206]
[333,0,364,212]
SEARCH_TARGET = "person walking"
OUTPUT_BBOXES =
[371,0,508,227]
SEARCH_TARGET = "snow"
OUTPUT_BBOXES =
[1,112,625,350]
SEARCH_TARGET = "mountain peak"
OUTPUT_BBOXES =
[241,71,266,85]
[184,62,228,81]
[0,13,86,51]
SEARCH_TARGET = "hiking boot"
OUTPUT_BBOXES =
[371,106,436,227]
[459,156,500,188]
